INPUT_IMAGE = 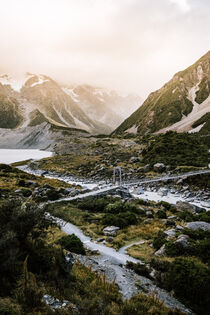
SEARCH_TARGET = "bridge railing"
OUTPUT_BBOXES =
[122,168,210,187]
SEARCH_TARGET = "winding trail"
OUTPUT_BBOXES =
[52,215,192,314]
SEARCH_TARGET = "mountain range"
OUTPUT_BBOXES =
[0,51,209,149]
[0,73,142,135]
[114,51,210,135]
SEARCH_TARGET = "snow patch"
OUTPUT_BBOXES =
[0,73,33,91]
[126,125,138,134]
[31,75,50,87]
[62,87,80,102]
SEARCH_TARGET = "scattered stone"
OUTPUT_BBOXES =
[158,188,168,196]
[146,210,154,218]
[168,216,177,220]
[155,244,166,256]
[129,156,140,163]
[42,294,70,310]
[164,229,176,239]
[185,221,210,231]
[103,226,120,236]
[176,225,184,231]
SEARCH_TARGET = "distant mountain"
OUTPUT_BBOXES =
[114,51,210,135]
[0,73,141,135]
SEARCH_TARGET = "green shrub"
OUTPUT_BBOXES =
[177,211,194,222]
[166,258,210,313]
[102,211,137,228]
[126,262,151,279]
[45,188,60,201]
[77,198,109,213]
[153,231,167,250]
[142,132,209,167]
[157,210,167,219]
[165,241,187,257]
[57,234,85,255]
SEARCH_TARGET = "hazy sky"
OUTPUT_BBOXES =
[0,0,209,98]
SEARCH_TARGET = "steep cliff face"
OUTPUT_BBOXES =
[0,83,22,129]
[114,51,210,135]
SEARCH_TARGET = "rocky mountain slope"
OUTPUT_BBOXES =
[0,73,141,136]
[114,51,210,135]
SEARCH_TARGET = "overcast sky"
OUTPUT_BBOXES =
[0,0,209,98]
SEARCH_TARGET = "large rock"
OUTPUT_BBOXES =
[175,235,189,248]
[164,228,176,239]
[185,221,210,231]
[153,163,166,173]
[176,201,195,213]
[103,226,120,236]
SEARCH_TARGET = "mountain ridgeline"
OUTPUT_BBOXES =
[0,73,141,135]
[114,51,210,135]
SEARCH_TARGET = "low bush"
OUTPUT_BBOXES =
[77,198,109,213]
[102,211,137,228]
[166,258,210,314]
[157,210,167,219]
[153,231,167,250]
[126,261,151,279]
[57,234,85,255]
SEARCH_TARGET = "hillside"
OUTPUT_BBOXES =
[114,51,210,135]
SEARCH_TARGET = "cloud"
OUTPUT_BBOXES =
[0,0,209,97]
[169,0,191,12]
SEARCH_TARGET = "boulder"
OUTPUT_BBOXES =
[164,228,176,239]
[185,221,210,231]
[176,225,184,231]
[103,226,120,236]
[176,201,195,213]
[153,163,166,173]
[175,234,189,248]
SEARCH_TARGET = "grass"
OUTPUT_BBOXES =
[0,165,77,192]
[127,242,154,263]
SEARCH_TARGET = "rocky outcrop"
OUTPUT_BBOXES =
[185,221,210,231]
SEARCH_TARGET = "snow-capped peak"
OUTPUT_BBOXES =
[30,74,50,87]
[0,73,34,92]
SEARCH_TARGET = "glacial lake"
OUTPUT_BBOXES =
[0,149,53,164]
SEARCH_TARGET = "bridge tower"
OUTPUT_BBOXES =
[113,166,122,186]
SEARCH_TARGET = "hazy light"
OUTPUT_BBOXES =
[0,0,209,98]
